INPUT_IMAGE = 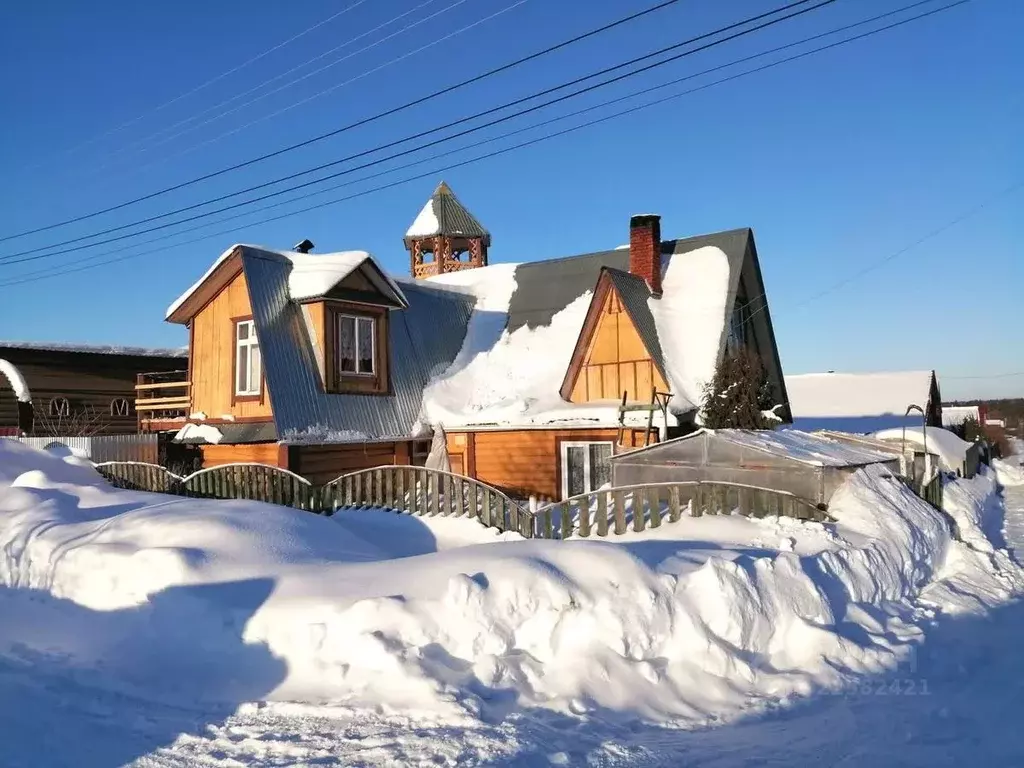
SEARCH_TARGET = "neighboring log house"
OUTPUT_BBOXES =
[0,342,185,436]
[143,181,790,500]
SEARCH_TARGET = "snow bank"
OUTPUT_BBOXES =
[0,359,31,402]
[1,439,1021,728]
[993,455,1024,486]
[873,425,971,472]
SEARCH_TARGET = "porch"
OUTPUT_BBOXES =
[135,370,190,431]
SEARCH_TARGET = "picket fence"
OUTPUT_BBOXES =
[93,461,827,539]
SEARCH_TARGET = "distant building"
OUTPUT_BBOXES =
[0,341,185,436]
[784,370,942,433]
[942,404,986,428]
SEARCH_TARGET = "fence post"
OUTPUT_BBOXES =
[596,491,609,536]
[613,490,626,535]
[633,489,645,533]
[577,496,591,538]
[668,485,681,522]
[648,487,661,529]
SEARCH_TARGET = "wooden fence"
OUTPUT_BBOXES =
[531,481,829,540]
[92,462,826,539]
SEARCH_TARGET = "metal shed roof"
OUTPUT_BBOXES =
[611,428,899,468]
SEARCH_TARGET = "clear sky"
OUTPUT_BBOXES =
[0,0,1020,400]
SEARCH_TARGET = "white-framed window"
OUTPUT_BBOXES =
[235,319,262,396]
[560,441,614,499]
[337,314,375,376]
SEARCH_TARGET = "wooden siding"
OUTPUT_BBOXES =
[567,287,667,404]
[446,427,655,500]
[189,270,273,420]
[200,442,283,468]
[287,439,429,485]
[0,346,183,435]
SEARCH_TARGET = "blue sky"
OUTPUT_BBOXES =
[0,0,1020,400]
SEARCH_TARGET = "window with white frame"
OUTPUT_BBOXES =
[337,314,375,376]
[560,441,613,499]
[235,319,262,396]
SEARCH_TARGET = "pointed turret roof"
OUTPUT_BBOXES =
[404,181,490,246]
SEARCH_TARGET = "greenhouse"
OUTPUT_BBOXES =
[610,428,901,507]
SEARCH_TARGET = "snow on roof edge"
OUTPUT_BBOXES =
[0,340,187,358]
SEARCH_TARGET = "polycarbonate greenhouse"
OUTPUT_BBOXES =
[610,428,901,507]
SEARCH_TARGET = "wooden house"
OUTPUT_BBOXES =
[0,342,185,436]
[141,182,790,499]
[784,370,943,433]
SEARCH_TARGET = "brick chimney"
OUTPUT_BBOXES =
[629,214,662,296]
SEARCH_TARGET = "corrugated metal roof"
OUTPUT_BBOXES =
[506,229,751,331]
[603,268,667,380]
[611,428,898,468]
[241,247,474,441]
[403,181,491,245]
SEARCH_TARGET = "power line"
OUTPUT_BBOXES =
[23,0,373,167]
[96,0,471,168]
[0,0,686,244]
[943,372,1024,380]
[125,0,531,179]
[0,0,970,290]
[0,0,834,263]
[9,0,932,284]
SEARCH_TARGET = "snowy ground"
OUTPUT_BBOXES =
[2,439,1024,766]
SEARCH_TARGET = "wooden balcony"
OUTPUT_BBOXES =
[135,370,191,431]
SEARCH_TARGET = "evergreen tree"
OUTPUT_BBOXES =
[700,345,777,429]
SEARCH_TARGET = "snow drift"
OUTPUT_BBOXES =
[0,438,1021,728]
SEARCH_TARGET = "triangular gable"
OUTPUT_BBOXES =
[166,246,243,325]
[309,260,407,309]
[559,268,668,403]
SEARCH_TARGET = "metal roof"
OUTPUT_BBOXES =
[403,181,491,246]
[611,428,899,468]
[241,247,474,441]
[603,268,667,380]
[506,228,752,331]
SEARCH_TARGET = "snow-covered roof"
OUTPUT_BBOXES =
[784,371,936,432]
[0,340,186,358]
[0,359,31,402]
[873,426,970,472]
[942,405,981,427]
[403,181,490,242]
[419,234,747,429]
[166,244,407,320]
[613,428,898,468]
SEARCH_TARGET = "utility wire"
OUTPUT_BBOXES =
[98,0,470,166]
[0,0,970,290]
[118,0,528,179]
[12,0,932,283]
[25,0,373,166]
[0,0,833,263]
[0,0,687,243]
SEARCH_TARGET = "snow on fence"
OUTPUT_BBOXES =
[16,434,159,464]
[91,462,826,539]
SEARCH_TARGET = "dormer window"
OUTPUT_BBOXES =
[322,304,389,394]
[338,314,375,376]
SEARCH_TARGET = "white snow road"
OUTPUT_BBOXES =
[3,485,1024,766]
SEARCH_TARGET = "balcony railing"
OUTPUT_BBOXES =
[135,370,190,430]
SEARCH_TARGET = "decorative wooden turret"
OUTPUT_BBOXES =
[404,181,490,278]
